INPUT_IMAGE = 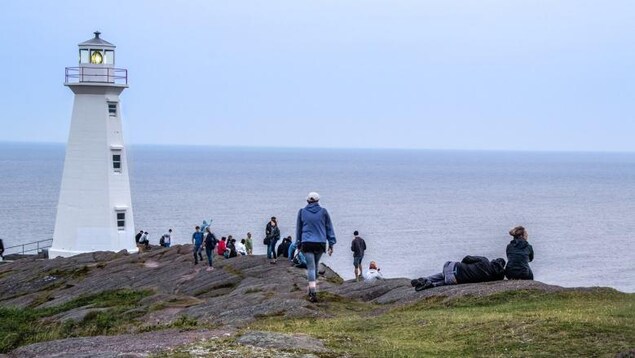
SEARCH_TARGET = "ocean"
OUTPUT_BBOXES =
[1,143,634,292]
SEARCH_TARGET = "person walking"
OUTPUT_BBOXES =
[505,226,535,280]
[203,226,217,271]
[351,230,367,281]
[245,232,253,255]
[295,192,336,303]
[265,217,280,264]
[191,226,204,265]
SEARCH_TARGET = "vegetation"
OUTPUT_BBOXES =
[1,286,633,356]
[0,289,152,353]
[249,288,635,357]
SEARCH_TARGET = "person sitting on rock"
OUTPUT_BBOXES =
[236,239,247,256]
[277,236,292,259]
[364,261,383,282]
[217,237,227,256]
[138,231,150,250]
[292,249,307,269]
[411,255,506,291]
[224,237,238,259]
[505,226,534,280]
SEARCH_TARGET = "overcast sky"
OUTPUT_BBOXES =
[1,1,633,151]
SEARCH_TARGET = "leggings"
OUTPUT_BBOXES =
[304,250,324,282]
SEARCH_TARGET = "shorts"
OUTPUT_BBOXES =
[353,256,363,268]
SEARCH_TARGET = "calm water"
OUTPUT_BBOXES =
[1,143,634,292]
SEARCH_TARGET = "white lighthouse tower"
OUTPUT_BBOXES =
[50,32,137,258]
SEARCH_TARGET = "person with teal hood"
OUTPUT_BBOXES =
[295,192,336,303]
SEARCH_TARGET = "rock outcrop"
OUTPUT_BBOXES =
[0,245,594,357]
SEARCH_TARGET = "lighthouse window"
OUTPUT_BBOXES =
[79,49,89,64]
[105,50,114,65]
[116,211,126,230]
[112,151,122,173]
[108,102,118,116]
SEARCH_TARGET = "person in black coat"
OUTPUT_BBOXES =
[277,236,292,258]
[411,255,506,291]
[505,226,534,280]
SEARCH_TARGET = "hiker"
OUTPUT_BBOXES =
[217,237,227,256]
[138,231,150,249]
[135,230,144,244]
[160,229,172,248]
[295,192,337,303]
[265,217,280,264]
[411,255,506,291]
[191,226,204,265]
[203,227,217,271]
[351,230,367,281]
[364,261,383,282]
[236,239,248,256]
[277,236,292,258]
[0,238,4,260]
[244,232,253,255]
[505,226,535,280]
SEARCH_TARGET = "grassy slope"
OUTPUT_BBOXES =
[1,288,633,356]
[249,289,635,357]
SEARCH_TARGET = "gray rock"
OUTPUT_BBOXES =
[237,330,329,353]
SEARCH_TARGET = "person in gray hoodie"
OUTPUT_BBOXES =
[505,226,534,280]
[295,192,337,303]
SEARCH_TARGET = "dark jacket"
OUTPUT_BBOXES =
[204,232,217,249]
[295,202,337,247]
[351,237,366,258]
[505,239,534,280]
[277,239,291,258]
[455,256,506,284]
[266,223,281,244]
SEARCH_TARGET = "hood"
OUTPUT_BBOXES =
[510,238,529,249]
[305,202,322,213]
[491,258,506,273]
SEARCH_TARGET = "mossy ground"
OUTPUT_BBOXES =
[1,287,633,357]
[0,289,153,353]
[249,288,635,357]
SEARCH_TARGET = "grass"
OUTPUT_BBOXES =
[0,289,152,353]
[248,288,635,357]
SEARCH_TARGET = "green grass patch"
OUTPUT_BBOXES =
[0,289,153,353]
[249,289,635,357]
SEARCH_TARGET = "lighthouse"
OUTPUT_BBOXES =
[50,32,137,258]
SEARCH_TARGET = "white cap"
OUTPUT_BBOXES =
[307,192,320,202]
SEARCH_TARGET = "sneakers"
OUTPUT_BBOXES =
[206,266,214,272]
[413,278,434,291]
[308,292,318,303]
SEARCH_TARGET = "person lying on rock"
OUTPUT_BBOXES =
[411,256,506,291]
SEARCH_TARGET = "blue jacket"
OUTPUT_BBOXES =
[192,231,204,246]
[295,202,336,247]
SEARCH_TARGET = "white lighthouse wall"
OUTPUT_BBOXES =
[51,85,137,257]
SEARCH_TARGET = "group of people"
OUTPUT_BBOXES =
[135,229,173,249]
[135,191,535,304]
[410,225,535,291]
[191,225,254,271]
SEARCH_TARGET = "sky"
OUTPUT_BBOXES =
[1,1,634,151]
